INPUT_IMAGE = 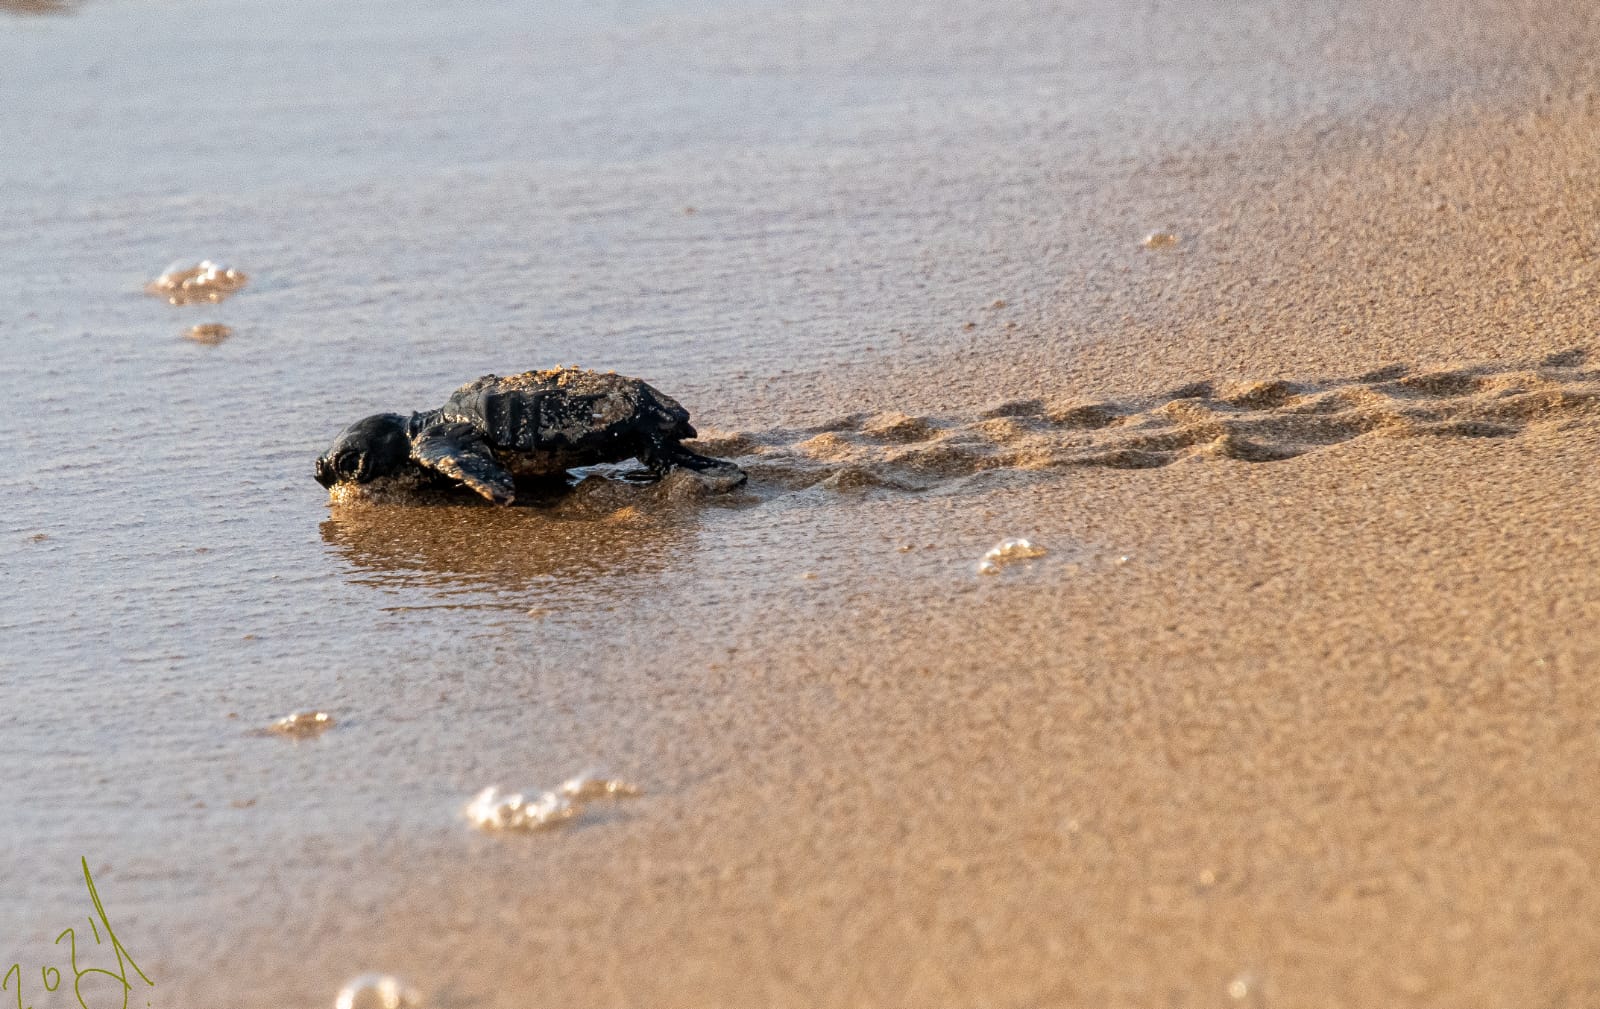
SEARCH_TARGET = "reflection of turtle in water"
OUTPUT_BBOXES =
[314,368,746,504]
[319,498,687,599]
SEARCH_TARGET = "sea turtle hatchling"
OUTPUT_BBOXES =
[314,367,746,504]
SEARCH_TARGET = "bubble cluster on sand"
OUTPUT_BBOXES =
[266,710,335,736]
[1140,231,1180,249]
[467,787,575,830]
[977,537,1047,575]
[466,772,639,832]
[145,259,248,305]
[335,973,423,1009]
[184,323,232,344]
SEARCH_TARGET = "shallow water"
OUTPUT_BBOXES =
[0,0,1333,870]
[5,0,1596,1003]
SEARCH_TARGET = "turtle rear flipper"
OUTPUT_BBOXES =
[642,437,747,491]
[411,422,517,504]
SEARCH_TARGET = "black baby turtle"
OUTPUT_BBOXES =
[314,367,746,504]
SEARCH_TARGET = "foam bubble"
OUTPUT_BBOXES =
[977,537,1047,575]
[267,710,334,736]
[184,322,232,344]
[1227,972,1258,1000]
[466,772,639,832]
[146,259,249,305]
[334,973,422,1009]
[559,771,641,800]
[465,787,576,831]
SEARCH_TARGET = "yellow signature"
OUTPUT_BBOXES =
[3,858,153,1009]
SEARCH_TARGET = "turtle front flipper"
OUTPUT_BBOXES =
[411,422,517,505]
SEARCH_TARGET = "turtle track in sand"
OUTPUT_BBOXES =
[688,348,1600,493]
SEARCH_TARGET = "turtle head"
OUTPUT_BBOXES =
[315,413,413,487]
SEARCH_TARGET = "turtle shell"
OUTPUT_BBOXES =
[440,368,696,474]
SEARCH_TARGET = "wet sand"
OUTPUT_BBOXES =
[5,0,1600,1006]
